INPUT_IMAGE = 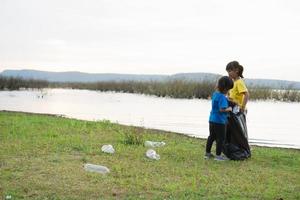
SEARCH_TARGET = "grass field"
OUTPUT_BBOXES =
[0,111,299,199]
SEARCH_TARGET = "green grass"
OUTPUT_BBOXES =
[0,111,299,199]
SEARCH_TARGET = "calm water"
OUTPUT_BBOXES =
[1,89,299,149]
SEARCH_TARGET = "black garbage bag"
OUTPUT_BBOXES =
[223,112,251,160]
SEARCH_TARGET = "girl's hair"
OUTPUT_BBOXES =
[217,76,233,93]
[226,61,244,78]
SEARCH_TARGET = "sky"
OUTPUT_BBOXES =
[0,0,300,81]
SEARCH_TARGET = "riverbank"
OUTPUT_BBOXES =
[0,111,299,199]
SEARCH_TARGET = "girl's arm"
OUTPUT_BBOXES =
[240,91,249,112]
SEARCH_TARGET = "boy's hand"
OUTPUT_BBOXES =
[227,107,233,112]
[220,107,233,113]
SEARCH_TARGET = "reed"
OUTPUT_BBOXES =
[249,87,300,102]
[1,77,300,102]
[52,80,216,99]
[0,76,48,90]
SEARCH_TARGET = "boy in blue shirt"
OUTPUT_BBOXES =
[205,76,233,161]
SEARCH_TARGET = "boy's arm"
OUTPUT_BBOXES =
[219,96,232,113]
[220,107,232,112]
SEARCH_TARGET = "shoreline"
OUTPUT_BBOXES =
[2,110,299,150]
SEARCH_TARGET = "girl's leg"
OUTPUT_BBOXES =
[206,122,216,153]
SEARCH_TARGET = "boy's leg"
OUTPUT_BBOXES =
[215,123,226,156]
[206,122,216,153]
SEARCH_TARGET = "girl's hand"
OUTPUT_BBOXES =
[240,107,247,114]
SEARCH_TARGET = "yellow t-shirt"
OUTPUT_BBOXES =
[229,79,248,107]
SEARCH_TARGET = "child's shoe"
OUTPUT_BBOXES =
[214,155,229,161]
[204,153,214,159]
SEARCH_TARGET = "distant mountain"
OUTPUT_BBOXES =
[1,69,300,89]
[0,69,220,83]
[0,69,168,82]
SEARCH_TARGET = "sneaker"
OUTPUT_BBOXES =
[214,155,228,161]
[204,153,215,159]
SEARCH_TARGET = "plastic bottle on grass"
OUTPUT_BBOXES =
[146,149,160,160]
[84,163,110,174]
[5,195,12,200]
[144,141,166,148]
[101,144,115,154]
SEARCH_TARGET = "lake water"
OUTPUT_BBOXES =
[1,88,299,149]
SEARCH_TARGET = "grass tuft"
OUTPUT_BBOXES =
[122,128,145,146]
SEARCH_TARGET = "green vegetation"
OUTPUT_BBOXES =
[248,87,300,102]
[1,76,300,101]
[56,80,215,99]
[0,111,299,199]
[122,127,145,146]
[0,76,48,90]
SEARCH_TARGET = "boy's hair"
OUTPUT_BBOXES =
[217,76,234,93]
[226,61,244,78]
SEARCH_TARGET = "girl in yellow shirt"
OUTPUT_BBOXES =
[226,61,249,113]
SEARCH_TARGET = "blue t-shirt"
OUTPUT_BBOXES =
[209,91,229,124]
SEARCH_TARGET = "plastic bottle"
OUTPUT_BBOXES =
[101,144,115,154]
[144,141,166,148]
[5,195,12,200]
[232,105,240,114]
[146,149,160,160]
[84,163,110,174]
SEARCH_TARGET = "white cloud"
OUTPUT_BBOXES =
[37,39,67,47]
